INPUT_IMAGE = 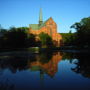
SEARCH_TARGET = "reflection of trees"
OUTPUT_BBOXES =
[62,52,90,78]
[0,56,28,73]
[71,53,90,78]
[39,51,53,64]
[62,52,77,63]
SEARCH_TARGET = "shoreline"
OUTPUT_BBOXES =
[0,47,89,53]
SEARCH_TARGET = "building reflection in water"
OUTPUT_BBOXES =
[28,52,62,78]
[0,52,62,89]
[0,52,62,76]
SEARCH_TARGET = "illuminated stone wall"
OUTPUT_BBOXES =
[29,17,62,46]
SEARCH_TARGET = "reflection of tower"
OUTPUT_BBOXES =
[28,52,62,88]
[40,69,44,88]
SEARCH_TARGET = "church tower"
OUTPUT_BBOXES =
[39,8,43,25]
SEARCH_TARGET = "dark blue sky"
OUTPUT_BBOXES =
[0,0,90,33]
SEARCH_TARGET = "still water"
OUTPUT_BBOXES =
[0,51,90,90]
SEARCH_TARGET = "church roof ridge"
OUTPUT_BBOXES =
[29,24,39,30]
[29,17,54,30]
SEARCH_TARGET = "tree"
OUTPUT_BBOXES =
[39,32,53,47]
[71,17,90,48]
[4,27,27,48]
[60,30,75,46]
[0,26,37,49]
[0,25,7,48]
[26,34,36,47]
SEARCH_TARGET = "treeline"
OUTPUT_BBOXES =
[0,27,53,49]
[60,31,75,46]
[60,17,90,49]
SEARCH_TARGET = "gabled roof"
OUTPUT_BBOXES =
[30,24,39,30]
[29,23,45,30]
[29,17,53,30]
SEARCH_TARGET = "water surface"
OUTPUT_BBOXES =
[0,51,90,90]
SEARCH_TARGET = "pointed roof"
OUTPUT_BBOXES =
[39,8,43,22]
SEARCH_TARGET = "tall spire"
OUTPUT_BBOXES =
[39,8,43,25]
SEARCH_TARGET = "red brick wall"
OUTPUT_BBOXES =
[28,18,62,46]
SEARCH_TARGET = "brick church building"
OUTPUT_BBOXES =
[28,9,62,46]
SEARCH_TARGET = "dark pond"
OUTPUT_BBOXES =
[0,50,90,90]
